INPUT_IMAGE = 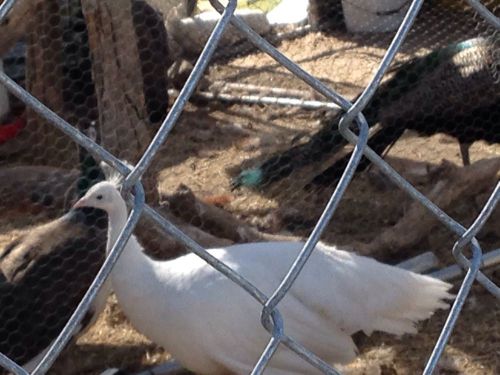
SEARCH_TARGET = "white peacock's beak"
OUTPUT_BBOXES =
[73,197,90,209]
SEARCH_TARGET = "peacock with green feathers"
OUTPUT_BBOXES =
[231,34,500,191]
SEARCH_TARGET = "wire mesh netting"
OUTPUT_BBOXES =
[0,0,499,374]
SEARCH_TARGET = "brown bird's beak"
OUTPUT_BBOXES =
[73,197,89,209]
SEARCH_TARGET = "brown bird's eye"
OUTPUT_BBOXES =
[96,195,103,200]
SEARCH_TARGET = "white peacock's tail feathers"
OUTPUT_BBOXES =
[100,160,136,188]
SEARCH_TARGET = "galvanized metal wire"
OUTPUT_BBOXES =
[0,0,499,374]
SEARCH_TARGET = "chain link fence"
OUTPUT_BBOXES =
[0,0,499,374]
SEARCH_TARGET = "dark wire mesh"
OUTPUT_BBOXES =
[0,0,499,374]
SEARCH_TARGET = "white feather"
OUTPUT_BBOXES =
[77,182,453,375]
[99,160,135,188]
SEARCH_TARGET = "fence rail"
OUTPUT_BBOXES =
[0,0,499,374]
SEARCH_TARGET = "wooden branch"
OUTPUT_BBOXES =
[165,184,299,244]
[355,157,500,257]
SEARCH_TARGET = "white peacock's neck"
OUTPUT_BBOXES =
[106,199,129,253]
[105,199,151,282]
[104,198,168,316]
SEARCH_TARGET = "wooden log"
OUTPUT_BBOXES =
[82,0,171,254]
[81,0,169,205]
[166,184,299,243]
[355,157,500,257]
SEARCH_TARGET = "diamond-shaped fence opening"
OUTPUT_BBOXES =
[0,0,499,374]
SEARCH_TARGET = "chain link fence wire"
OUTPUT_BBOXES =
[0,0,499,373]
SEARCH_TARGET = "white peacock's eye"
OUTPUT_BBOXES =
[96,194,103,200]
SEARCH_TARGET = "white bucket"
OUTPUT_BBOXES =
[266,0,309,26]
[342,0,410,33]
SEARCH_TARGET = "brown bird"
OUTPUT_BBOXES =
[0,207,108,373]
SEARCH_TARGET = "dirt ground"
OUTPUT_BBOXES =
[1,3,499,375]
